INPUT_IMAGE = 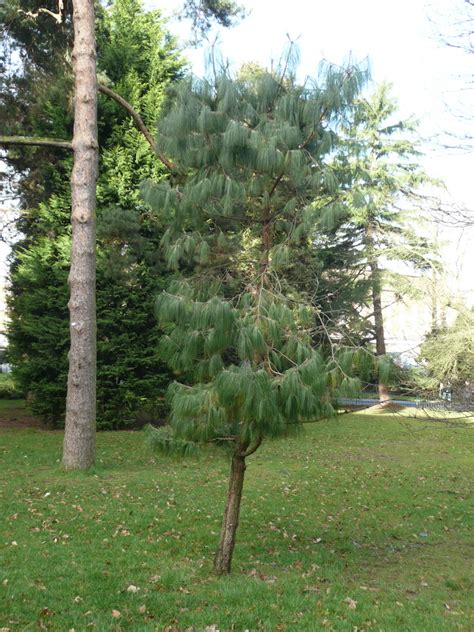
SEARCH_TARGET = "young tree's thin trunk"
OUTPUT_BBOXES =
[214,448,247,575]
[370,260,389,403]
[63,0,98,469]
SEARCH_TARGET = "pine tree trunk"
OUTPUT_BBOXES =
[214,449,247,575]
[370,260,389,403]
[63,0,98,469]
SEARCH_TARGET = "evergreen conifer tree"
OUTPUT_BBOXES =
[143,59,367,574]
[329,84,437,400]
[4,0,183,427]
[419,306,474,394]
[1,0,244,463]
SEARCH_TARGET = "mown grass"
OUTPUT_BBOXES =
[0,409,473,631]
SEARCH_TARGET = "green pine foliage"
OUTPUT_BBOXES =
[143,60,369,450]
[315,83,440,372]
[419,307,474,391]
[333,83,438,284]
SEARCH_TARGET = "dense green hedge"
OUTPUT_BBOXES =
[4,0,183,428]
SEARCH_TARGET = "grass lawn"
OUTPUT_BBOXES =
[0,408,472,631]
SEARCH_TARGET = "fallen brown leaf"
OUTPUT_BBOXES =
[179,586,191,594]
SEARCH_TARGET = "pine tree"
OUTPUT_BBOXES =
[330,84,437,400]
[143,59,367,574]
[419,306,474,395]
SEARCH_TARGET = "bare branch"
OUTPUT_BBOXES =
[98,84,176,172]
[18,0,64,24]
[0,136,72,151]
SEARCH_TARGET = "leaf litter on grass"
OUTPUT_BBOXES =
[0,412,473,630]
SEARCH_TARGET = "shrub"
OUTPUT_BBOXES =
[0,373,24,399]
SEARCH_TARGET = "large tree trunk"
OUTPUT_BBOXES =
[63,0,98,469]
[214,448,247,575]
[370,260,389,403]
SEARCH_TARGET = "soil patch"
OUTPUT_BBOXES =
[0,401,46,430]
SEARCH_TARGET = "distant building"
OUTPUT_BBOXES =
[382,288,431,366]
[381,274,460,367]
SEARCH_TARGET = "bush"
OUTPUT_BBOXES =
[0,373,24,399]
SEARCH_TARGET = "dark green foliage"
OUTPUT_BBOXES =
[334,83,438,282]
[96,250,172,429]
[181,0,245,39]
[7,236,70,420]
[4,0,183,427]
[290,231,374,350]
[0,0,73,208]
[144,60,369,451]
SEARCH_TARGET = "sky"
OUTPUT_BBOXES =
[1,0,472,302]
[151,0,472,197]
[149,0,474,302]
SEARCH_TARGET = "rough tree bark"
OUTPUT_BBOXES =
[214,447,247,575]
[62,0,98,469]
[370,259,390,403]
[214,437,262,575]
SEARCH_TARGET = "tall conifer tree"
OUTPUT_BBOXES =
[330,84,437,400]
[1,0,244,467]
[144,60,367,574]
[4,0,183,428]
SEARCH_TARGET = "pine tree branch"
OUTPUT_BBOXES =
[286,411,351,426]
[269,172,284,197]
[97,84,176,172]
[299,129,315,150]
[240,435,263,457]
[0,136,73,150]
[18,0,64,24]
